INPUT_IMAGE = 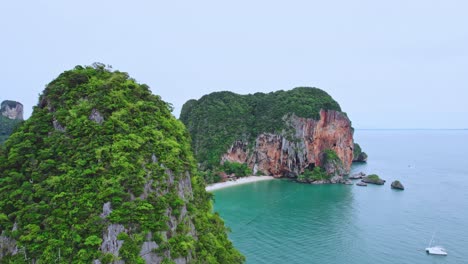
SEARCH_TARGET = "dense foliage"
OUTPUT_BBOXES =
[0,64,243,263]
[297,167,330,182]
[366,174,381,181]
[323,149,341,165]
[180,88,341,170]
[221,162,252,177]
[353,143,362,158]
[0,115,22,144]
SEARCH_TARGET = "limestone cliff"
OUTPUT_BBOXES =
[1,100,23,120]
[221,110,354,178]
[180,87,360,183]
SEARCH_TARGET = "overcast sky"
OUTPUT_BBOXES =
[1,0,467,128]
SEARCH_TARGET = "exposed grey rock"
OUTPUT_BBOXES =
[52,118,66,132]
[356,181,367,186]
[344,180,353,185]
[0,222,19,259]
[177,171,193,201]
[349,172,366,179]
[100,224,126,263]
[391,180,405,190]
[1,100,23,120]
[311,180,328,184]
[89,108,104,124]
[140,232,162,264]
[140,241,162,263]
[167,169,175,185]
[175,257,188,264]
[140,178,155,200]
[330,175,345,183]
[0,233,18,258]
[166,208,178,233]
[100,202,112,219]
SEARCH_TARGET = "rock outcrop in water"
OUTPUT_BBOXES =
[181,87,362,183]
[0,64,243,263]
[362,174,386,185]
[349,172,366,179]
[352,143,368,162]
[391,180,404,190]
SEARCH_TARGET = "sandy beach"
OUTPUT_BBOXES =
[205,176,275,191]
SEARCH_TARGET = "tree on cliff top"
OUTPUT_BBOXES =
[180,87,342,170]
[0,64,244,263]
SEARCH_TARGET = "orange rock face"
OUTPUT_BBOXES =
[221,110,354,178]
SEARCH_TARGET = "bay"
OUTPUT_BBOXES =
[212,130,468,263]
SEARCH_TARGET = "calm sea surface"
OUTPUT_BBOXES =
[212,130,468,264]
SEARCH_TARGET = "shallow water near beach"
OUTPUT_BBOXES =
[212,130,468,264]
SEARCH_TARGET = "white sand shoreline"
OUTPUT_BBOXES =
[205,176,275,191]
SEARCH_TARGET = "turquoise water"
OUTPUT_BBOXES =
[212,130,468,263]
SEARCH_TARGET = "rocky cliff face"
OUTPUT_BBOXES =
[221,110,354,178]
[1,100,23,120]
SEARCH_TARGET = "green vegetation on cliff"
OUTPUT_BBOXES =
[0,115,22,144]
[297,167,329,182]
[0,64,243,263]
[323,149,341,165]
[353,143,362,158]
[221,161,252,177]
[353,143,368,162]
[180,88,341,170]
[296,149,340,183]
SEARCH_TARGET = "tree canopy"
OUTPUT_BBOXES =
[0,115,22,144]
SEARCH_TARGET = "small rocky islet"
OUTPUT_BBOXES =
[362,174,386,185]
[349,172,404,190]
[391,180,405,190]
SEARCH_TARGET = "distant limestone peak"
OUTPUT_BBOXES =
[1,100,23,120]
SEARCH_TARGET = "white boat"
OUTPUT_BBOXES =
[426,246,447,256]
[425,232,448,256]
